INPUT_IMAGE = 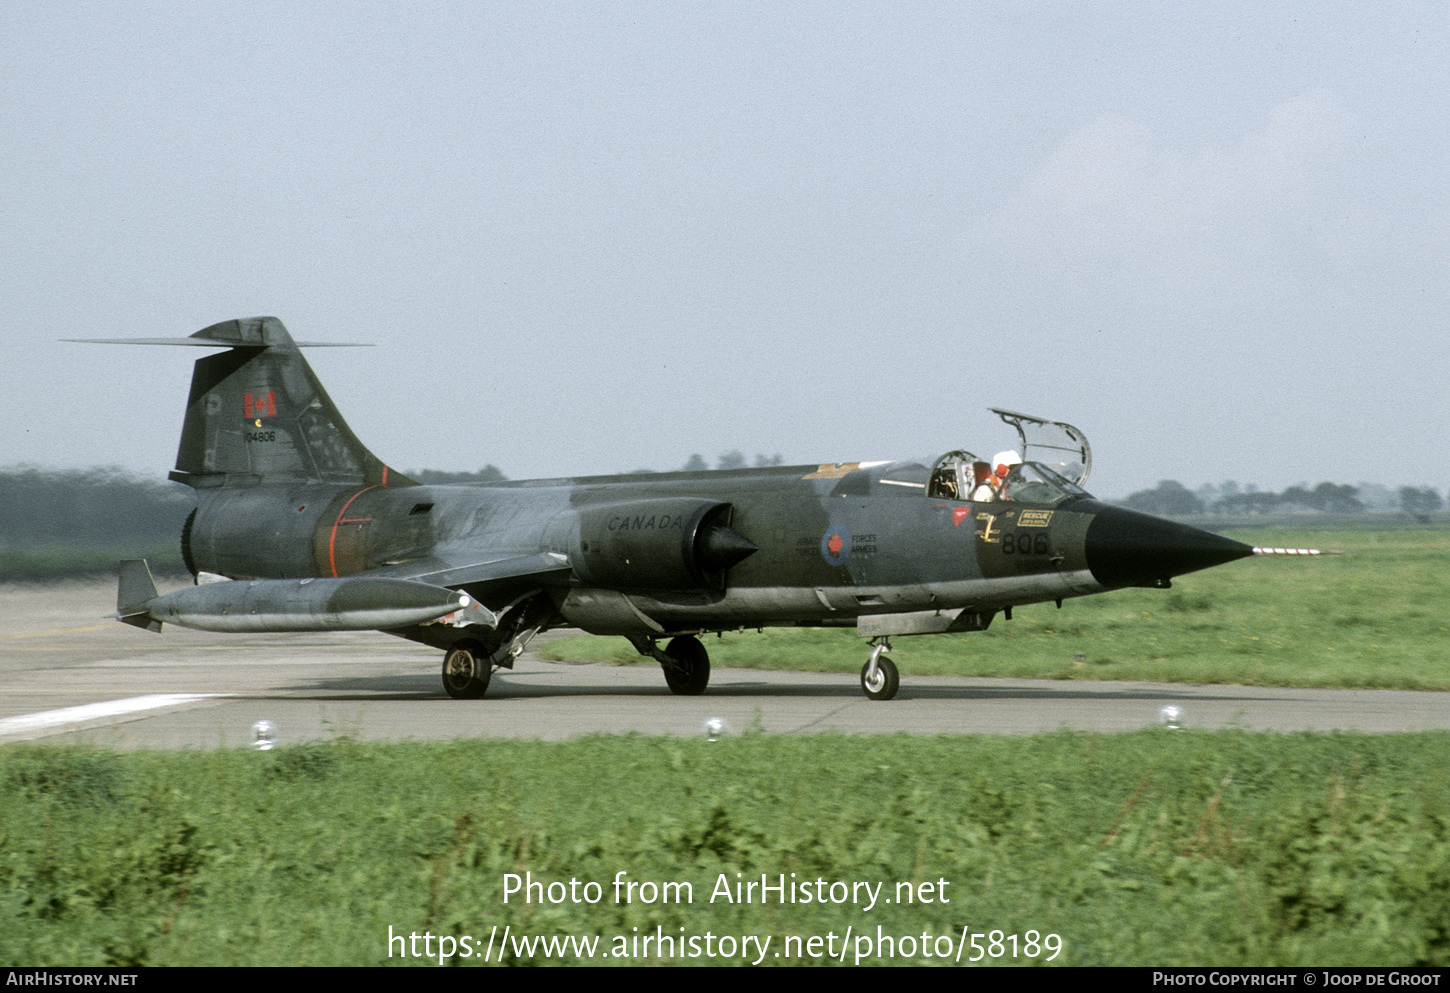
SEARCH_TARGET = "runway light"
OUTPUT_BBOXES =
[252,720,276,750]
[704,717,725,741]
[1159,705,1184,730]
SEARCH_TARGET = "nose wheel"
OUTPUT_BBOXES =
[860,638,899,701]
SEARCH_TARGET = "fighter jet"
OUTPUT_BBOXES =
[77,317,1302,701]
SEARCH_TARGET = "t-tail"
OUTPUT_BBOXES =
[74,316,413,488]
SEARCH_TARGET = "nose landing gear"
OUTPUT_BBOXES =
[861,637,899,701]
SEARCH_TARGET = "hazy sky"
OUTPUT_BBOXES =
[4,3,1446,497]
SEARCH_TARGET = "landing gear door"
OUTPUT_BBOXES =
[990,409,1092,486]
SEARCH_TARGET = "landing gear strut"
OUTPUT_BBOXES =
[438,593,554,699]
[861,637,899,701]
[629,634,711,695]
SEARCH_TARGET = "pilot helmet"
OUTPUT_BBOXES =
[991,450,1022,478]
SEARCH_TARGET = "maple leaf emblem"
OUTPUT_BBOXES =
[827,532,844,556]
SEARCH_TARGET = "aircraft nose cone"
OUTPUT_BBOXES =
[1085,505,1253,589]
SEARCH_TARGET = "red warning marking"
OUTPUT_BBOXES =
[953,507,972,527]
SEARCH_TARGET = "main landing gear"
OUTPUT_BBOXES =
[861,637,899,701]
[442,640,491,699]
[439,595,553,699]
[628,634,711,695]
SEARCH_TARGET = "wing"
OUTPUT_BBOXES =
[363,551,574,595]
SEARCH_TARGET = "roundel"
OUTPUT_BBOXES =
[820,525,851,567]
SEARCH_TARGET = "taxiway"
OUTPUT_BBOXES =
[2,581,1446,748]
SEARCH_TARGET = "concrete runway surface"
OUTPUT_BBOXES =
[1,581,1446,749]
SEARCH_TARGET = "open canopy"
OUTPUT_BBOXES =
[990,409,1092,486]
[914,410,1094,505]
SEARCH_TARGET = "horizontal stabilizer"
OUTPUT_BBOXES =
[66,338,370,347]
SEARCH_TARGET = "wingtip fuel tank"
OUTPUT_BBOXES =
[117,563,495,634]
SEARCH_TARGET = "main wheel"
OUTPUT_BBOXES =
[661,635,710,695]
[441,641,491,699]
[860,655,899,701]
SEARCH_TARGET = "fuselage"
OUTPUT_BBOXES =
[182,457,1242,640]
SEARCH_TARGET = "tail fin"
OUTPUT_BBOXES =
[154,317,411,487]
[116,559,161,632]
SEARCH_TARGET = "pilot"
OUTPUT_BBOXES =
[969,461,996,502]
[990,451,1022,500]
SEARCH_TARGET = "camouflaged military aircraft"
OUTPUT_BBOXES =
[79,316,1280,701]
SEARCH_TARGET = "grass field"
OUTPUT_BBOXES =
[4,524,1446,967]
[541,528,1450,690]
[2,732,1448,966]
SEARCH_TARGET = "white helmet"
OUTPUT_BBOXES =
[991,450,1022,477]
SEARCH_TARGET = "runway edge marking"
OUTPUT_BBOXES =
[0,693,227,740]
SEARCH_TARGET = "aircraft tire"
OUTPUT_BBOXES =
[860,656,899,701]
[662,635,710,695]
[442,641,491,699]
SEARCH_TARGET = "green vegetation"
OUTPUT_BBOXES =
[2,732,1447,966]
[0,468,194,581]
[1124,479,1445,517]
[541,528,1450,690]
[0,544,189,583]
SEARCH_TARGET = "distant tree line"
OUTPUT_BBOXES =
[0,467,197,580]
[1123,479,1445,519]
[681,452,785,472]
[407,465,507,484]
[0,467,195,549]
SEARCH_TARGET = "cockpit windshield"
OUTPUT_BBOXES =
[919,411,1094,505]
[924,453,1090,505]
[998,462,1091,505]
[925,450,979,500]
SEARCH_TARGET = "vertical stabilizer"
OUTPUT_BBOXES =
[168,317,413,488]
